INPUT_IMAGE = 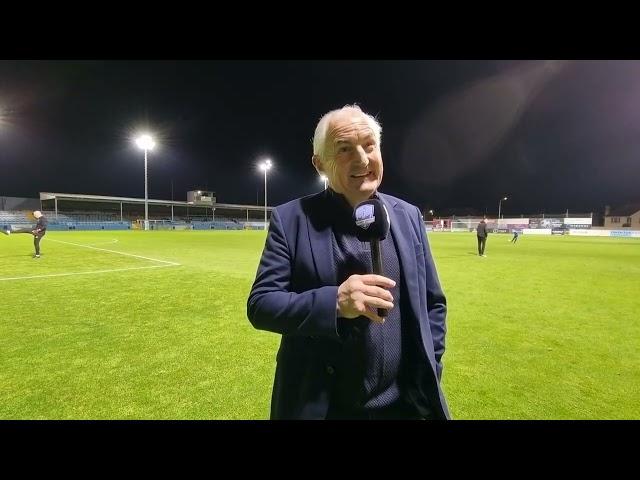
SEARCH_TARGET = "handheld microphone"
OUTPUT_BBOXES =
[353,198,391,318]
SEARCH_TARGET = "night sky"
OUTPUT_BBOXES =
[1,60,639,217]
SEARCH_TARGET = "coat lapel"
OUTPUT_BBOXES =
[306,191,337,286]
[380,193,421,323]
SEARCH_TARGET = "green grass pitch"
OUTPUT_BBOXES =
[1,230,638,419]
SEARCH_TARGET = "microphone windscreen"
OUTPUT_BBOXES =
[353,198,390,242]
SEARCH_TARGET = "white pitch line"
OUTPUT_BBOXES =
[49,239,180,266]
[0,264,176,282]
[87,239,119,246]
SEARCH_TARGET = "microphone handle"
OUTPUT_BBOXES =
[371,239,388,318]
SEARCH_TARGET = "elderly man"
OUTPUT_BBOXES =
[2,210,48,258]
[247,105,449,420]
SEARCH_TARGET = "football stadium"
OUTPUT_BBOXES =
[1,60,639,420]
[1,191,638,419]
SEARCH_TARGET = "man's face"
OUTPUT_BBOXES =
[314,111,383,207]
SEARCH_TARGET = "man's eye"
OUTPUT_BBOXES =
[338,145,350,153]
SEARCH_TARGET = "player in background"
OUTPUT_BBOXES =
[2,210,48,258]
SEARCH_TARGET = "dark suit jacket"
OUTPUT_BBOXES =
[476,221,488,238]
[247,190,450,419]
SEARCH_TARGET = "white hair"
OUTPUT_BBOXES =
[33,210,42,218]
[312,104,382,160]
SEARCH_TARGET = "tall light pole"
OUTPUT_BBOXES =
[498,196,508,224]
[135,134,156,231]
[319,174,328,190]
[259,159,272,230]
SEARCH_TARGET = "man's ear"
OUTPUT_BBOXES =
[312,155,323,175]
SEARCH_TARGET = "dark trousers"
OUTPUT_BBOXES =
[12,229,44,255]
[34,235,43,255]
[477,235,487,255]
[511,235,518,243]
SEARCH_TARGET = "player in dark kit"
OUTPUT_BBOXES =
[476,217,488,257]
[2,210,48,258]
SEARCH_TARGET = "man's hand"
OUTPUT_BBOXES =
[337,274,395,324]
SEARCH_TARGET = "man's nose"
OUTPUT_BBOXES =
[356,146,369,166]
